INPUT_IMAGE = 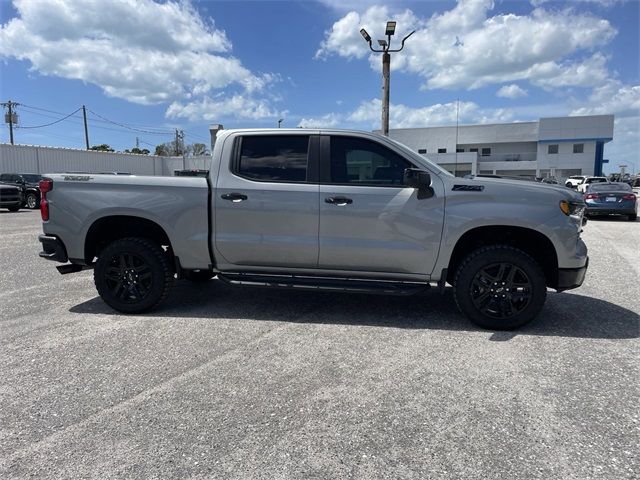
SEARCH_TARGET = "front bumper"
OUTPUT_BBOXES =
[557,256,588,292]
[39,235,68,263]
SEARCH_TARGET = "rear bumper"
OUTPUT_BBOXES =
[38,234,68,263]
[557,256,588,292]
[586,207,636,215]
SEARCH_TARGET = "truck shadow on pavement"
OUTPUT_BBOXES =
[70,280,639,340]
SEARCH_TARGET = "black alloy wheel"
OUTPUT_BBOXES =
[94,237,173,313]
[470,262,532,320]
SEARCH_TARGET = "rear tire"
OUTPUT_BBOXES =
[7,205,20,212]
[183,270,214,282]
[629,214,637,221]
[453,245,547,330]
[94,237,173,313]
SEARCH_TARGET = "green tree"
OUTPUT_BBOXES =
[125,147,150,155]
[90,144,114,152]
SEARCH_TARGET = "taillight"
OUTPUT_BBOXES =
[622,194,637,200]
[39,178,53,221]
[584,193,598,200]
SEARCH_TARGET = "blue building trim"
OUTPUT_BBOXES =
[594,141,605,176]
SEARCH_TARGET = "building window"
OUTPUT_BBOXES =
[470,148,478,153]
[573,143,584,154]
[418,149,427,154]
[456,148,465,153]
[438,148,447,153]
[481,148,491,156]
[548,144,559,154]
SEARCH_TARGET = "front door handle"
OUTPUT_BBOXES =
[325,196,353,206]
[221,192,248,202]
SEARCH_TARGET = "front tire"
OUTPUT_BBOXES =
[94,237,173,313]
[7,205,20,212]
[25,192,39,209]
[453,245,547,330]
[629,213,637,221]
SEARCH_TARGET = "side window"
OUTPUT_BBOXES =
[329,136,412,186]
[548,144,559,154]
[237,135,309,182]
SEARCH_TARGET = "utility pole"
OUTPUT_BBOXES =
[82,105,90,149]
[135,136,139,149]
[175,129,184,156]
[2,100,19,145]
[359,22,414,136]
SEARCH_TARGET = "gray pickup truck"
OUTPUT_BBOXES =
[38,129,588,329]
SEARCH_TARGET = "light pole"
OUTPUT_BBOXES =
[278,118,283,128]
[360,22,414,136]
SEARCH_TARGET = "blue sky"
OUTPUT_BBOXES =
[0,0,638,171]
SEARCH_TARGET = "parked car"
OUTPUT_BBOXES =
[0,173,43,209]
[577,176,608,193]
[37,129,589,330]
[565,175,589,189]
[0,182,25,211]
[584,182,637,221]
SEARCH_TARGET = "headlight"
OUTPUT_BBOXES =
[560,199,585,217]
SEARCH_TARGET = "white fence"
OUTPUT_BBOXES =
[0,144,211,176]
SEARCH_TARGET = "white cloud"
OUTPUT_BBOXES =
[166,95,284,122]
[570,80,640,118]
[531,0,626,7]
[297,98,514,130]
[497,84,528,99]
[0,0,275,106]
[317,1,617,91]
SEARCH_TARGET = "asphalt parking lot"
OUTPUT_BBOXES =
[1,210,638,479]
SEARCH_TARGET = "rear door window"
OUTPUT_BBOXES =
[236,136,309,182]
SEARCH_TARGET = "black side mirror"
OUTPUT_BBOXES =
[404,168,434,199]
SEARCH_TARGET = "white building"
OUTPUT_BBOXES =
[385,114,614,181]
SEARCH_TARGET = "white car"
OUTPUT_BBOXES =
[577,176,608,193]
[565,175,588,189]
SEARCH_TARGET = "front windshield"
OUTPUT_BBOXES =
[384,137,454,177]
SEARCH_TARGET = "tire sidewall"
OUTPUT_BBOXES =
[26,193,38,209]
[94,238,171,313]
[454,246,547,330]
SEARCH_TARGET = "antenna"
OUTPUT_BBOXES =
[454,98,459,177]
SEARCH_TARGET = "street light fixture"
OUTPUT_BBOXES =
[360,21,415,136]
[278,118,283,128]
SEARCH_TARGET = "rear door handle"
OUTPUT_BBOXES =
[325,196,353,206]
[221,192,248,202]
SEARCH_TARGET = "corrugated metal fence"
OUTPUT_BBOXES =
[0,144,210,176]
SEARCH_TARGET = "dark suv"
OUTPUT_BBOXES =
[0,173,43,209]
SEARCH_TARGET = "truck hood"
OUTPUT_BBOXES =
[464,177,584,202]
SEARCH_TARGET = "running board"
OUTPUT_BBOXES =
[217,273,429,296]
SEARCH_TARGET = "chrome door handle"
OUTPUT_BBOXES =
[221,193,248,202]
[325,196,353,206]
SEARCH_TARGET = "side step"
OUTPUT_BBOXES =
[217,272,429,296]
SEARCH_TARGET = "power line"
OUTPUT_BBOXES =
[16,107,82,129]
[87,108,174,135]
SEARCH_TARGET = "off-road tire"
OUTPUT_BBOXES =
[94,237,173,313]
[453,245,547,330]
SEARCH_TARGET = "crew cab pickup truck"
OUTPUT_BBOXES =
[38,129,588,330]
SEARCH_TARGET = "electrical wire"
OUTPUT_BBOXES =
[16,107,83,129]
[87,109,174,135]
